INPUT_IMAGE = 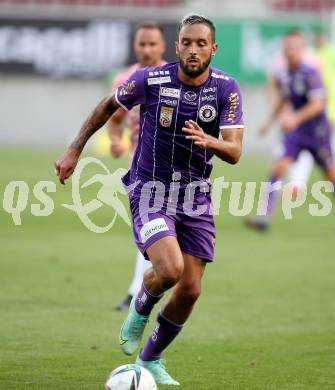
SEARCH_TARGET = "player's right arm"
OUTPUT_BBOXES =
[55,93,121,184]
[55,69,146,185]
[259,95,287,136]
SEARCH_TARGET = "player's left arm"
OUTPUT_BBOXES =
[182,121,243,164]
[206,77,244,164]
[182,78,244,164]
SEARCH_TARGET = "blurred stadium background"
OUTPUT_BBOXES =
[1,1,335,389]
[1,0,334,153]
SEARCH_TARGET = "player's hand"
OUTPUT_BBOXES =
[259,123,270,136]
[54,148,80,185]
[280,113,299,133]
[182,120,216,149]
[110,140,125,158]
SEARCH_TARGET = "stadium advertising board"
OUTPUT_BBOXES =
[0,18,131,77]
[212,19,323,83]
[0,18,322,81]
[0,18,178,77]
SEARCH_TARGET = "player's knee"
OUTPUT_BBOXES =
[176,283,201,306]
[155,261,184,290]
[273,164,285,177]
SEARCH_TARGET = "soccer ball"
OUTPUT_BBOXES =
[105,364,157,390]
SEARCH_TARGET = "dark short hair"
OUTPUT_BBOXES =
[134,21,164,38]
[285,28,304,38]
[178,14,216,42]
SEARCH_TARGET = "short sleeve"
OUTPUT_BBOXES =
[115,69,146,111]
[219,78,244,129]
[306,68,326,100]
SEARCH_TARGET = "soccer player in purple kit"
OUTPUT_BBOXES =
[55,14,244,385]
[246,30,335,231]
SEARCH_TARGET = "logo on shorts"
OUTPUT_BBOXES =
[159,106,174,127]
[199,105,217,122]
[140,218,169,243]
[184,91,198,101]
[160,87,180,98]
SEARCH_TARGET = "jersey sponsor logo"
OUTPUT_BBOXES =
[159,106,174,127]
[182,100,198,106]
[160,86,180,98]
[148,76,171,85]
[199,104,217,122]
[203,86,217,93]
[184,91,198,101]
[201,95,216,102]
[140,218,169,243]
[160,97,178,106]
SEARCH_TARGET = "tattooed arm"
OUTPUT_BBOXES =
[55,93,120,184]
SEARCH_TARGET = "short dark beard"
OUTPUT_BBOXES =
[179,55,211,78]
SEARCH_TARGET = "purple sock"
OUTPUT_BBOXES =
[140,312,183,361]
[135,282,163,316]
[266,175,281,217]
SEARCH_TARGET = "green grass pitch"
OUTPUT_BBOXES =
[0,148,334,389]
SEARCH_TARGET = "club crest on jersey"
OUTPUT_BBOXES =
[184,91,198,101]
[199,104,217,122]
[159,106,174,127]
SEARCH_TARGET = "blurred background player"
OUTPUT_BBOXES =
[260,30,322,196]
[314,30,335,126]
[246,29,335,231]
[108,22,167,310]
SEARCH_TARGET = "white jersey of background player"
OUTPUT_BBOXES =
[107,22,166,310]
[265,45,322,191]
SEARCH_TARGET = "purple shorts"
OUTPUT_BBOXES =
[283,130,334,170]
[128,191,216,262]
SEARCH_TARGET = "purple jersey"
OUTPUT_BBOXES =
[276,63,330,137]
[115,62,244,190]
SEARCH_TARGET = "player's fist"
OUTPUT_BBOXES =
[259,123,269,136]
[110,140,125,158]
[54,148,80,185]
[280,113,299,132]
